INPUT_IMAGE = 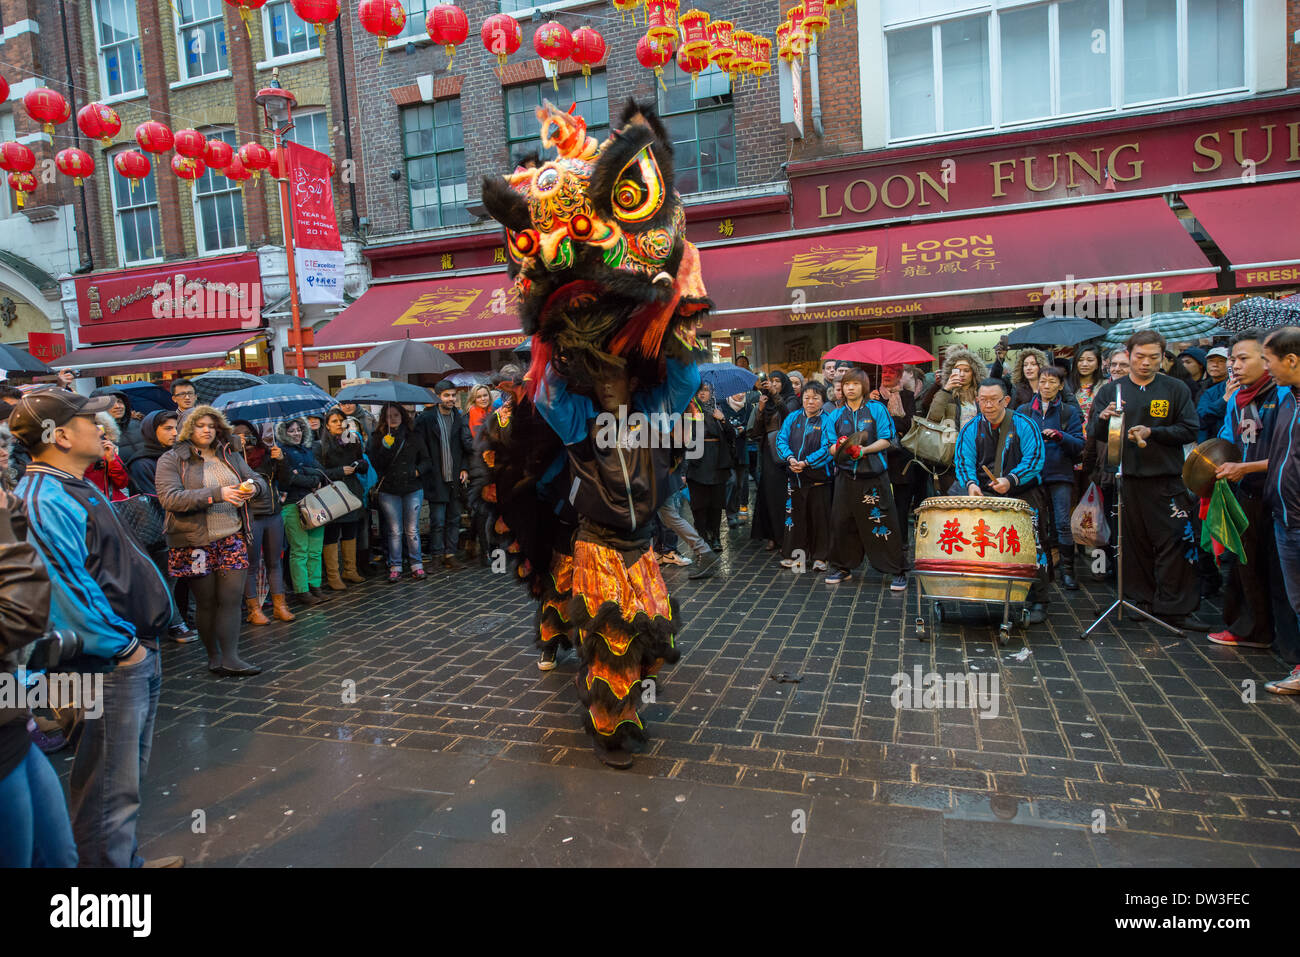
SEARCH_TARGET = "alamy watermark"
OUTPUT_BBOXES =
[151,275,261,328]
[0,670,103,719]
[891,665,1000,719]
[1041,274,1154,321]
[593,406,704,460]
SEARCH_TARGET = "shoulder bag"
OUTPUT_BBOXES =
[298,480,363,529]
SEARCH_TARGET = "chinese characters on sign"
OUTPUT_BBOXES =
[938,518,1021,556]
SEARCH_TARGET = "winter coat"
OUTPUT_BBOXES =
[85,453,131,502]
[926,347,988,430]
[1016,395,1084,484]
[125,410,177,496]
[686,402,736,485]
[155,439,266,548]
[314,430,369,502]
[367,423,431,497]
[243,442,294,517]
[414,404,474,503]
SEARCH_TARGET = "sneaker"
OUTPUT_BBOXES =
[388,569,402,583]
[813,560,828,572]
[1028,603,1047,624]
[661,550,691,566]
[1265,665,1300,694]
[411,568,426,580]
[825,569,851,585]
[688,551,719,580]
[779,558,796,568]
[168,623,199,644]
[538,645,558,671]
[1207,630,1270,649]
[739,506,749,514]
[890,573,908,592]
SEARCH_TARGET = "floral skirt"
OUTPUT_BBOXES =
[168,532,249,579]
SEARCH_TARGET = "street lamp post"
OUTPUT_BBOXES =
[255,69,304,377]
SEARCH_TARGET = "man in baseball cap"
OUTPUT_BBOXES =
[8,386,114,450]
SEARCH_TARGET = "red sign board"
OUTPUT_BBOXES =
[790,98,1300,229]
[285,142,342,252]
[27,332,66,362]
[73,252,263,344]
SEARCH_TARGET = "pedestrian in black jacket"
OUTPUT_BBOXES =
[314,407,369,590]
[686,382,735,551]
[368,402,432,580]
[721,389,754,526]
[414,380,474,567]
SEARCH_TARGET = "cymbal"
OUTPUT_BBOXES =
[1183,438,1241,498]
[834,430,874,463]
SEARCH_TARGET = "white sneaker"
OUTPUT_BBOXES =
[813,560,828,572]
[779,558,795,568]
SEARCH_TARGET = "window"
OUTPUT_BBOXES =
[395,0,432,39]
[285,110,330,154]
[263,0,320,60]
[95,0,145,98]
[0,113,12,218]
[657,62,735,195]
[402,100,470,229]
[111,149,163,265]
[505,72,608,162]
[175,0,228,80]
[884,0,1247,142]
[194,130,245,253]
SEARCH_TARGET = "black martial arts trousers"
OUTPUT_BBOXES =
[783,478,832,564]
[830,470,906,576]
[1121,475,1198,618]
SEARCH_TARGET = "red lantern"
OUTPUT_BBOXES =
[730,30,755,85]
[113,150,152,188]
[481,13,521,70]
[266,148,290,180]
[171,154,206,196]
[827,0,854,26]
[707,20,734,71]
[225,0,268,39]
[173,128,208,159]
[222,154,252,193]
[23,88,70,136]
[788,4,808,60]
[750,36,772,88]
[533,21,572,90]
[570,26,605,85]
[204,138,234,171]
[426,4,468,68]
[612,0,642,24]
[802,0,829,44]
[76,103,121,147]
[7,171,36,208]
[645,0,679,52]
[291,0,340,40]
[678,9,710,58]
[0,142,36,174]
[776,21,797,63]
[238,141,272,184]
[135,120,174,154]
[358,0,407,65]
[0,75,8,103]
[636,33,672,90]
[55,148,95,186]
[675,38,710,93]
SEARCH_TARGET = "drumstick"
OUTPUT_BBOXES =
[981,465,998,484]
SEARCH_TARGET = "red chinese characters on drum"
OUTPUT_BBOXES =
[936,518,1020,557]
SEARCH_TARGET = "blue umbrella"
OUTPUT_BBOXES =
[262,373,317,387]
[91,381,176,414]
[447,371,491,388]
[699,362,758,398]
[212,383,335,426]
[334,380,436,406]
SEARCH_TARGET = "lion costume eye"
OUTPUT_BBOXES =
[610,146,664,223]
[508,229,540,260]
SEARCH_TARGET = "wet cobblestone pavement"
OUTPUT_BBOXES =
[82,522,1300,867]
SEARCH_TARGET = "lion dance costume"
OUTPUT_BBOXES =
[473,99,711,769]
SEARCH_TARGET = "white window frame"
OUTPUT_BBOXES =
[93,0,146,102]
[882,0,1252,145]
[191,128,247,256]
[173,0,228,83]
[109,146,164,267]
[260,0,322,65]
[395,0,433,40]
[284,109,331,154]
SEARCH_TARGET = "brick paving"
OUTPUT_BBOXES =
[99,521,1300,866]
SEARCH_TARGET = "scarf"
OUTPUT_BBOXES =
[876,384,905,417]
[727,394,746,412]
[1236,372,1273,410]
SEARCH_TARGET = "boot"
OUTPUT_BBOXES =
[340,538,365,584]
[322,543,347,591]
[214,630,261,677]
[271,594,296,621]
[245,598,270,625]
[296,589,322,606]
[1060,548,1078,591]
[200,631,221,673]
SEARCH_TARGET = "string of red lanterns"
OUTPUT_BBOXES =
[427,3,469,69]
[76,103,121,147]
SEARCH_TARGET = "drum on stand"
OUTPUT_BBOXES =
[913,495,1039,603]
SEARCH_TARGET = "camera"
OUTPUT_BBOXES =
[20,629,83,672]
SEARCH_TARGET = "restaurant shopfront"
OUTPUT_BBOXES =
[700,91,1300,378]
[58,252,269,386]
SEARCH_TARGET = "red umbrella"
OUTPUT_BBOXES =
[822,338,934,365]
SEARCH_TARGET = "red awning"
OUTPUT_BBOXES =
[698,196,1217,331]
[1182,181,1300,288]
[310,271,524,354]
[56,331,262,375]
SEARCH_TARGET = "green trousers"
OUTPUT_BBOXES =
[281,502,324,593]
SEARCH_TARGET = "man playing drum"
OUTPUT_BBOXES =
[955,378,1051,624]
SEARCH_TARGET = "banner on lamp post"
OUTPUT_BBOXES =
[285,141,344,305]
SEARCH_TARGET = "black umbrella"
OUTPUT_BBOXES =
[1006,316,1106,349]
[262,373,317,386]
[0,342,52,375]
[192,369,265,404]
[1220,297,1300,333]
[355,339,460,376]
[334,380,436,405]
[90,381,176,414]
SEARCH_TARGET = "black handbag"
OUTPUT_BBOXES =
[113,494,165,550]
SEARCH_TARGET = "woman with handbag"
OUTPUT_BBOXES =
[748,371,800,549]
[314,407,369,591]
[277,418,327,605]
[231,421,295,625]
[155,406,267,677]
[367,402,431,581]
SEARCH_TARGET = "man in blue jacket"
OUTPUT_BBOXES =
[1017,366,1083,590]
[823,369,907,590]
[956,378,1052,623]
[12,387,178,867]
